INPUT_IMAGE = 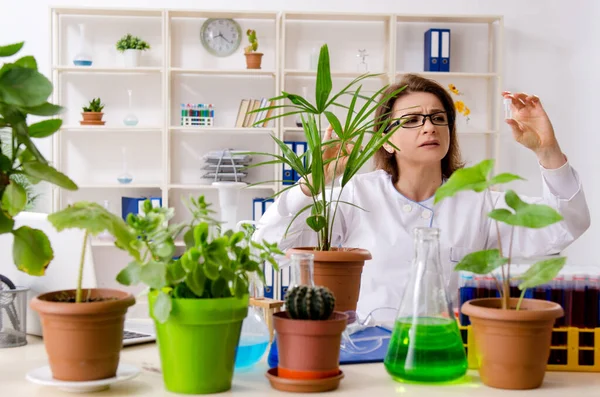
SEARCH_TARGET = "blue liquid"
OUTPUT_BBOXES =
[73,60,92,66]
[117,176,133,184]
[267,336,278,368]
[235,337,269,369]
[458,286,475,325]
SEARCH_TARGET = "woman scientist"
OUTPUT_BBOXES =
[253,73,591,317]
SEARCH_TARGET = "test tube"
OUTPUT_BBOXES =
[551,276,566,327]
[458,273,476,326]
[571,274,587,328]
[585,276,599,329]
[503,97,512,120]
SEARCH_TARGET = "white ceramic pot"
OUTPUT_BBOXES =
[123,49,141,67]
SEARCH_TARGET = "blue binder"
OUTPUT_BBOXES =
[439,29,451,72]
[121,196,162,221]
[294,141,308,183]
[283,141,295,185]
[424,29,440,72]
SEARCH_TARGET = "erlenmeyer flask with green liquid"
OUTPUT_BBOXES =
[384,227,467,383]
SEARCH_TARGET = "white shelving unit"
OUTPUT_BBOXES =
[49,7,503,244]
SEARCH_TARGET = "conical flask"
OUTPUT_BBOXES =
[384,227,467,383]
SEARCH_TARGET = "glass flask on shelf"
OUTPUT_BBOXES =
[384,227,467,383]
[117,146,133,184]
[123,89,139,126]
[73,23,93,66]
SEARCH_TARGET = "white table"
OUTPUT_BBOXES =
[2,336,600,396]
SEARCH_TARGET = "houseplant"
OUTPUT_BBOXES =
[244,29,263,69]
[116,196,282,394]
[80,97,105,126]
[434,158,566,390]
[267,284,347,392]
[247,44,406,312]
[115,33,150,67]
[0,41,78,277]
[30,202,139,381]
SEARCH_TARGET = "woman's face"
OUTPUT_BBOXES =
[384,92,451,167]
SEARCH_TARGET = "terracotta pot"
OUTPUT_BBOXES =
[462,298,564,390]
[286,247,371,313]
[81,112,103,121]
[245,52,263,69]
[30,288,135,381]
[274,311,348,380]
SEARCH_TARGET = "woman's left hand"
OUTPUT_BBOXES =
[502,91,566,168]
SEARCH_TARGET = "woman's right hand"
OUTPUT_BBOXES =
[300,125,353,197]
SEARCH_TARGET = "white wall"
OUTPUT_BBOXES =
[1,0,597,266]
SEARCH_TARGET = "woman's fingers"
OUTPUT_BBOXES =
[324,125,333,141]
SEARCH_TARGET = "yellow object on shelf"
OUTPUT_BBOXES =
[458,325,600,372]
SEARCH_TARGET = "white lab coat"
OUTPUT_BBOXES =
[253,161,590,318]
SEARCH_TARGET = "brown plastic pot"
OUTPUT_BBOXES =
[462,298,564,390]
[286,247,371,313]
[244,52,263,69]
[274,311,348,380]
[30,288,135,381]
[80,112,105,126]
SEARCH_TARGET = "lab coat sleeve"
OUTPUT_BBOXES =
[485,161,591,258]
[252,181,353,250]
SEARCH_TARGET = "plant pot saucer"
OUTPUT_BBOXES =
[80,120,106,126]
[265,367,344,393]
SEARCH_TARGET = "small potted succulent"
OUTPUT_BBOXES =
[267,285,347,392]
[244,29,263,69]
[80,97,105,126]
[116,33,150,67]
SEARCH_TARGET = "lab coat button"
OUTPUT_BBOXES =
[421,210,432,219]
[402,204,412,213]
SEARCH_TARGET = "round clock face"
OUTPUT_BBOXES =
[200,18,242,57]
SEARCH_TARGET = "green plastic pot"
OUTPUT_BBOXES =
[149,292,249,394]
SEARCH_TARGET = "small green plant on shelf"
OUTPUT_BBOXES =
[434,158,566,310]
[115,34,151,52]
[115,196,283,323]
[285,285,336,320]
[244,29,258,54]
[82,98,104,113]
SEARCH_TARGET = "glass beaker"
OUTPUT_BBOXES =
[123,89,139,126]
[384,227,467,383]
[117,146,133,184]
[235,305,270,369]
[73,23,93,66]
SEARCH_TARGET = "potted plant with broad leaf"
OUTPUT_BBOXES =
[80,97,105,126]
[267,284,347,393]
[116,196,282,394]
[247,44,406,313]
[434,158,566,390]
[244,29,263,69]
[116,33,151,67]
[30,202,139,381]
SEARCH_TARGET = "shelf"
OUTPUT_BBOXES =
[170,68,276,77]
[169,127,275,134]
[396,14,502,24]
[62,126,163,133]
[53,7,163,17]
[54,66,162,74]
[75,184,163,189]
[284,12,391,22]
[396,71,498,79]
[169,184,277,191]
[285,70,387,79]
[168,10,278,20]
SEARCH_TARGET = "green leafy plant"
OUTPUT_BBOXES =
[47,202,139,303]
[285,285,335,320]
[116,34,151,53]
[0,132,39,209]
[244,29,258,54]
[246,44,406,251]
[434,159,566,310]
[82,97,104,113]
[115,196,283,323]
[0,41,78,276]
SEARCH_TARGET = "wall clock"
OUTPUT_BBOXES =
[200,18,242,57]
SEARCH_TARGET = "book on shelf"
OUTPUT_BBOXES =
[235,98,274,128]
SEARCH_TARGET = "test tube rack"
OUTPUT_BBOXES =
[459,325,600,372]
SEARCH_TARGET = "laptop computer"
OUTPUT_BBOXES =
[0,212,155,346]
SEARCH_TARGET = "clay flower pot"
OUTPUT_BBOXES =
[30,288,135,381]
[273,311,348,381]
[244,52,263,69]
[286,247,371,313]
[461,298,564,390]
[80,112,105,126]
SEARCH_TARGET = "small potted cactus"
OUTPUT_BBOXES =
[244,29,263,69]
[268,285,347,391]
[80,97,105,126]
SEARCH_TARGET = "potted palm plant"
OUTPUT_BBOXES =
[116,196,282,394]
[247,44,405,313]
[434,158,566,390]
[267,285,347,392]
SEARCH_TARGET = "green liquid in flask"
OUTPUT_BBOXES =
[384,317,467,383]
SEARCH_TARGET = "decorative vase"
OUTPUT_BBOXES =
[123,49,141,68]
[73,23,93,67]
[117,147,133,184]
[123,89,139,126]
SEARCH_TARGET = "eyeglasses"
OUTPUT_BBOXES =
[384,111,449,132]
